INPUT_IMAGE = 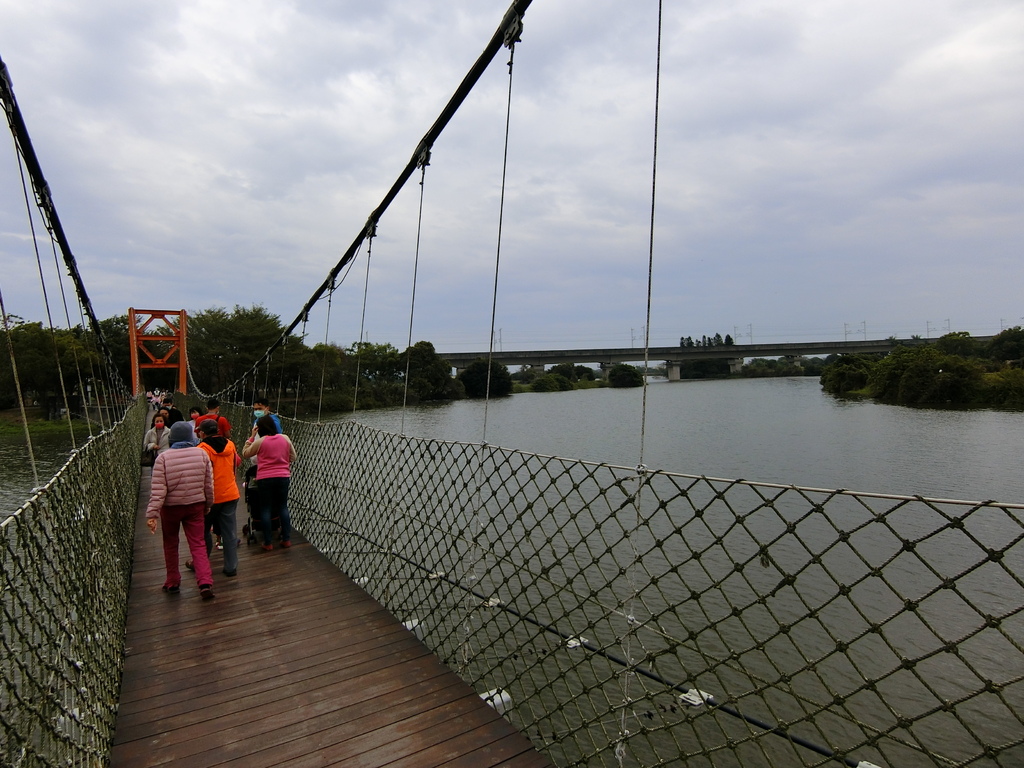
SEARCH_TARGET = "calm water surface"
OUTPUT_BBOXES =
[3,378,1022,515]
[342,377,1024,503]
[1,430,79,515]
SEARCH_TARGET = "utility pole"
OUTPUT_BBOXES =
[926,321,935,338]
[861,321,867,341]
[843,323,850,342]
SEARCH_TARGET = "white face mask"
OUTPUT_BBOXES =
[253,409,265,418]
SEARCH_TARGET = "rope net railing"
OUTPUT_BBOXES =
[243,406,1024,768]
[0,397,146,768]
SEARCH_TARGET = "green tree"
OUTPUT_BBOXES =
[0,321,99,413]
[97,314,133,386]
[187,304,285,393]
[867,346,984,405]
[986,327,1024,363]
[820,354,876,394]
[607,363,643,388]
[458,359,513,398]
[403,341,463,402]
[935,331,979,358]
[549,362,578,382]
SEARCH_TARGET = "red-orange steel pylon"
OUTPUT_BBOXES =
[128,308,188,395]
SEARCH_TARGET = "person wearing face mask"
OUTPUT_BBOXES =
[143,413,171,455]
[251,396,281,433]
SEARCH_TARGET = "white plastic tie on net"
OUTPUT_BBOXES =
[679,689,714,708]
[566,636,589,649]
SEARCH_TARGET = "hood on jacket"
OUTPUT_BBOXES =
[201,436,230,453]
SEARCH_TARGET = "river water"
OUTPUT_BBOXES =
[3,378,1022,516]
[339,377,1024,503]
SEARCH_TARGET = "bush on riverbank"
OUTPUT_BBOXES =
[820,329,1024,408]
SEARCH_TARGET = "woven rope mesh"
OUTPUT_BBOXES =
[5,397,1021,767]
[240,404,1023,768]
[1,397,145,768]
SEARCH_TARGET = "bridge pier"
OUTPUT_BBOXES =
[728,357,744,374]
[666,362,681,381]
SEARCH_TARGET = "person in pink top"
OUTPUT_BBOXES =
[241,414,297,551]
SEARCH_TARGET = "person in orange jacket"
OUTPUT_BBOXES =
[190,417,243,577]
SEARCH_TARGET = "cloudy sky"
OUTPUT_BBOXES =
[0,0,1021,354]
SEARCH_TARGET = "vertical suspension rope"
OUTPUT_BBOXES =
[77,299,109,431]
[460,16,523,677]
[13,140,77,444]
[617,2,664,764]
[316,278,337,423]
[481,35,519,442]
[292,315,308,419]
[352,229,374,413]
[400,155,431,435]
[0,286,39,487]
[49,237,96,436]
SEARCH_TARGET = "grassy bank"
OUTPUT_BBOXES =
[0,408,84,435]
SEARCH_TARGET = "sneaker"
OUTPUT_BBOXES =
[199,585,215,600]
[162,584,180,593]
[185,559,195,571]
[280,540,292,549]
[262,544,273,552]
[223,569,237,577]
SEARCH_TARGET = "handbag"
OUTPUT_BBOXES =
[140,448,157,467]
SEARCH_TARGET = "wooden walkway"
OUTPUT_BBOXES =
[111,472,553,768]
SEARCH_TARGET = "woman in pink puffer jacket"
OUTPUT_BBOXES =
[146,420,216,598]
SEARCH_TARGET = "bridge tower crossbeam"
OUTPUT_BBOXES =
[128,308,188,395]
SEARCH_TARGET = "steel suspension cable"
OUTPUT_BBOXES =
[618,2,665,763]
[352,229,375,413]
[292,315,308,419]
[0,56,127,397]
[13,140,77,444]
[48,236,96,436]
[400,156,430,435]
[481,22,522,441]
[0,285,39,487]
[316,278,337,423]
[459,15,523,680]
[228,0,535,394]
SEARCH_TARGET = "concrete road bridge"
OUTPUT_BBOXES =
[442,336,992,379]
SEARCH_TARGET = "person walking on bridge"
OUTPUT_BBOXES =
[146,420,216,599]
[196,397,232,439]
[242,414,296,551]
[195,418,242,577]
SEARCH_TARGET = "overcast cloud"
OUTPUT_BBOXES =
[1,0,1021,353]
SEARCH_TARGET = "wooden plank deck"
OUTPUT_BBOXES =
[111,471,553,768]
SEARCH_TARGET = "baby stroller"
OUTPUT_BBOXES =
[242,465,281,545]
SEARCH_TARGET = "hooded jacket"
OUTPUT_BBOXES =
[146,424,214,519]
[198,436,242,504]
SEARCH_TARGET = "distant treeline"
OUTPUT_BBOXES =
[819,329,1024,408]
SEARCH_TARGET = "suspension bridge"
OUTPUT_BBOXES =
[3,2,1023,767]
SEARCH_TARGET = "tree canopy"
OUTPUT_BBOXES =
[458,359,513,398]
